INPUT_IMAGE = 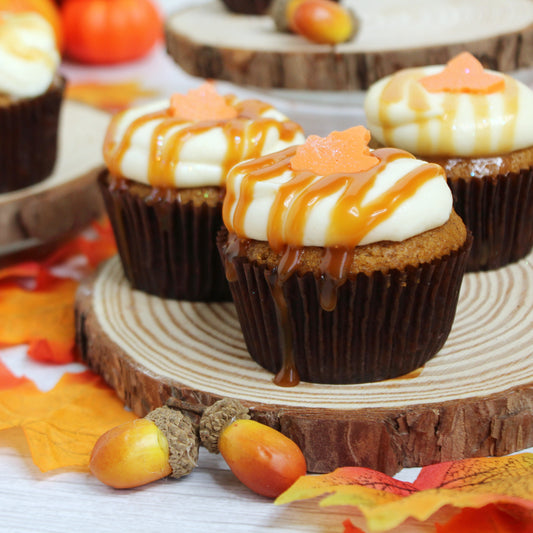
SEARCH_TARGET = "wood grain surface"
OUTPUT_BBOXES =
[165,0,533,91]
[76,255,533,475]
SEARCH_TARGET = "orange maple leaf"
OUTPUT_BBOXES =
[66,81,160,113]
[0,370,137,471]
[0,359,31,389]
[0,278,78,363]
[419,52,505,94]
[290,126,379,175]
[276,455,533,531]
[0,219,117,364]
[436,503,533,533]
[343,519,366,533]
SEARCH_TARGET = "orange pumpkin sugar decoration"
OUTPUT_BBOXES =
[290,126,379,175]
[169,82,238,121]
[419,52,505,94]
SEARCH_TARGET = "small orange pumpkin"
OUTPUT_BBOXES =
[0,0,63,50]
[60,0,161,65]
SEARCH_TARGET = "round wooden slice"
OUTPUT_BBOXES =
[76,255,533,475]
[0,101,109,263]
[165,0,533,91]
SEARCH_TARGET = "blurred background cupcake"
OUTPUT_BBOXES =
[0,11,64,193]
[100,82,305,301]
[220,0,273,15]
[219,126,471,385]
[365,52,533,271]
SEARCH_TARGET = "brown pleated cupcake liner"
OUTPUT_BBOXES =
[0,76,65,193]
[99,171,231,302]
[218,229,472,384]
[448,167,533,271]
[220,0,273,14]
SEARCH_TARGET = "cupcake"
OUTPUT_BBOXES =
[364,52,533,271]
[0,11,64,193]
[219,126,471,385]
[101,82,305,301]
[220,0,273,14]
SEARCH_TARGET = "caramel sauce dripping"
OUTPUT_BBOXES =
[223,146,443,386]
[104,99,302,187]
[378,69,520,156]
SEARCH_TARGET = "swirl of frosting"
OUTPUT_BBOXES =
[103,89,306,188]
[364,56,533,157]
[223,127,452,249]
[0,12,60,98]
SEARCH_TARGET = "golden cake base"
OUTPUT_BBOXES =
[0,101,109,265]
[76,255,533,475]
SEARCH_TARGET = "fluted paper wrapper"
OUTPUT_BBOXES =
[99,171,231,302]
[219,231,472,384]
[221,0,272,14]
[0,76,65,193]
[448,168,533,271]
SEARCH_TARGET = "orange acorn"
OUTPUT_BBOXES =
[199,398,307,498]
[291,0,358,45]
[89,406,198,489]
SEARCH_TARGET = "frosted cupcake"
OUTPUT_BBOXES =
[0,11,64,193]
[365,52,533,271]
[101,82,305,301]
[219,126,471,385]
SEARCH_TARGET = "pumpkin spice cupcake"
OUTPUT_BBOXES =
[100,82,305,301]
[365,52,533,271]
[219,126,471,385]
[0,11,65,193]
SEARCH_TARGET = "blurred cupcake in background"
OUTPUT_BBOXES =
[365,52,533,271]
[0,11,64,193]
[220,0,273,15]
[100,82,305,301]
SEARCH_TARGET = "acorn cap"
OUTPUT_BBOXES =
[199,398,250,453]
[146,406,199,478]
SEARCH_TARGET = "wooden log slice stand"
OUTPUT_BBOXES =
[165,0,533,91]
[0,101,109,265]
[76,255,533,475]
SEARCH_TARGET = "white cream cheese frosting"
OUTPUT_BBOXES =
[364,64,533,158]
[103,95,306,188]
[223,137,452,248]
[0,12,60,98]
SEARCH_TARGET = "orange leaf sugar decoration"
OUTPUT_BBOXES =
[419,52,505,94]
[169,82,238,121]
[290,126,379,175]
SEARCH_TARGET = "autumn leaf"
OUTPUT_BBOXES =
[276,455,533,531]
[0,359,31,389]
[0,370,137,471]
[0,219,116,290]
[66,80,160,113]
[0,219,116,363]
[343,519,366,533]
[0,278,78,363]
[436,503,533,533]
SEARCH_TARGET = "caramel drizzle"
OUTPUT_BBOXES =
[226,146,442,281]
[378,69,519,156]
[104,99,302,188]
[222,147,443,387]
